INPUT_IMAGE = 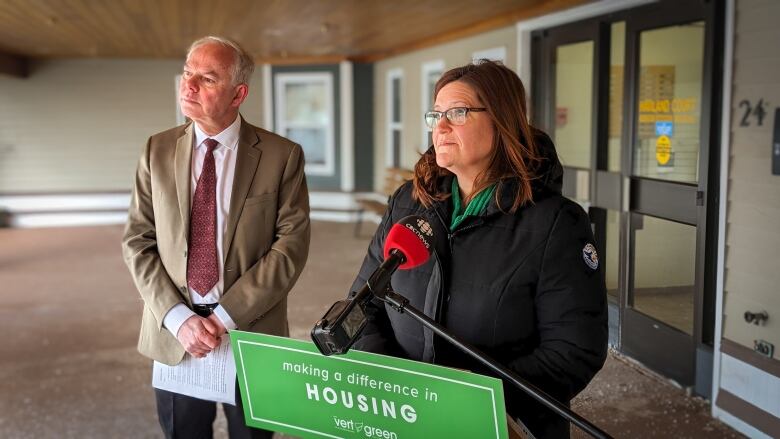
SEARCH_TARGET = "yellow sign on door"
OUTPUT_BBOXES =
[656,135,672,165]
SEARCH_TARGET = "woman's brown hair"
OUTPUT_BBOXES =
[412,60,542,212]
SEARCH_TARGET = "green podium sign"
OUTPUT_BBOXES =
[230,331,508,439]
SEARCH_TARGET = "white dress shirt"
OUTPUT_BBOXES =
[163,114,241,338]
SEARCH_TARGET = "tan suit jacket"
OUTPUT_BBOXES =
[122,117,310,365]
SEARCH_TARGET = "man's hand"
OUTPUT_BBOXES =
[176,315,220,358]
[207,313,227,338]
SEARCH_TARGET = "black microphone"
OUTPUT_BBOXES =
[311,215,435,355]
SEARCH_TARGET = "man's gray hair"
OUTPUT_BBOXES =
[187,36,255,86]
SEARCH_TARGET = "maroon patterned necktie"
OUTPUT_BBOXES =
[187,138,219,296]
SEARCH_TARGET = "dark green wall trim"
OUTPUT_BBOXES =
[353,63,374,191]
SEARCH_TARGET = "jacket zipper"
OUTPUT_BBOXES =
[429,208,488,362]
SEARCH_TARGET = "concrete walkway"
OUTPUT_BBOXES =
[0,222,743,438]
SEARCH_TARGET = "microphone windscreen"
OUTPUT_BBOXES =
[384,215,434,269]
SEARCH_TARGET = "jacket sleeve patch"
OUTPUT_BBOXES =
[582,243,599,270]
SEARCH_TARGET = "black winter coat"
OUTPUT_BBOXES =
[350,135,608,439]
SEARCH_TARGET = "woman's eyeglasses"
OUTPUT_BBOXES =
[424,107,486,129]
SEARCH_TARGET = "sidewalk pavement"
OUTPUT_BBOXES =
[0,222,743,438]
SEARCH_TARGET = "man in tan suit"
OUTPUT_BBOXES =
[122,36,310,438]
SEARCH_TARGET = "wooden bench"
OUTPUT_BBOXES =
[354,167,413,237]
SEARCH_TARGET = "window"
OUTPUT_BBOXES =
[421,60,444,152]
[633,22,704,183]
[386,68,403,167]
[275,72,335,176]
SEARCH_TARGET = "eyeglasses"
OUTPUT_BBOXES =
[424,107,486,129]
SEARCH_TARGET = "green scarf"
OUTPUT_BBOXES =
[450,177,496,231]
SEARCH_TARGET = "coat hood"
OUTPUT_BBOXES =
[530,127,563,195]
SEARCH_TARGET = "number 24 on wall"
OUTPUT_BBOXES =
[739,99,767,127]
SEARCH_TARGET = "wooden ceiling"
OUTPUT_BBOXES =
[0,0,586,75]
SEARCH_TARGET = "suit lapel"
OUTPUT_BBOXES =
[174,123,194,241]
[223,119,262,260]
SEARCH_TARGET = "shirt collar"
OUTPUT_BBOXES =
[193,114,241,151]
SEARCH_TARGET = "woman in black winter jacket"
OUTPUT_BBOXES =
[350,60,608,439]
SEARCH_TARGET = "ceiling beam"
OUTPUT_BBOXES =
[0,52,29,78]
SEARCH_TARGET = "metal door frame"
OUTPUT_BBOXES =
[532,0,723,392]
[622,0,722,389]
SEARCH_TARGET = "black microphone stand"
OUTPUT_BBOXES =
[378,289,614,439]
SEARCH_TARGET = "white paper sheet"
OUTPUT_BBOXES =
[152,336,236,405]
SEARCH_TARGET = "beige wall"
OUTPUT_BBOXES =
[0,58,264,193]
[722,0,780,351]
[372,25,517,190]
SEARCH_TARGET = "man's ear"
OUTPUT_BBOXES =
[232,84,249,108]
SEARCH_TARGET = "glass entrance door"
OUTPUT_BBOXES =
[554,38,595,206]
[622,8,711,387]
[533,19,625,346]
[533,21,598,207]
[533,0,720,389]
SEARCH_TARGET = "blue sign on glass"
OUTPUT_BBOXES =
[655,121,673,137]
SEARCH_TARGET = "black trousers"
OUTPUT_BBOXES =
[154,382,273,439]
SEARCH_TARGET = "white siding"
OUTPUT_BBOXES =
[722,0,780,352]
[0,58,264,193]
